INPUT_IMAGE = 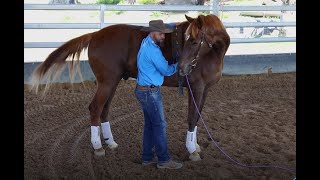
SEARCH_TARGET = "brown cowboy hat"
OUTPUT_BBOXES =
[141,20,173,33]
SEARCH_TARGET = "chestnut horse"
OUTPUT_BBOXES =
[30,14,230,161]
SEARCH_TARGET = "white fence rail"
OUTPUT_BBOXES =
[25,21,296,29]
[24,4,296,11]
[24,3,296,48]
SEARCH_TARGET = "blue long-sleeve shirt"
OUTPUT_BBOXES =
[136,34,177,86]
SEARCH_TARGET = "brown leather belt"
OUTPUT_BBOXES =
[136,84,158,90]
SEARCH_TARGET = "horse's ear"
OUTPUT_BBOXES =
[195,15,205,29]
[185,15,194,23]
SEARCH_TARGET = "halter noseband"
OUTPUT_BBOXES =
[189,31,213,69]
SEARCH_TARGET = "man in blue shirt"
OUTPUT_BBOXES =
[134,20,183,169]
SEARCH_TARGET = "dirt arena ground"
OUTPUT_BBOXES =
[24,72,296,180]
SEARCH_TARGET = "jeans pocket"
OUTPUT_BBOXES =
[135,88,147,104]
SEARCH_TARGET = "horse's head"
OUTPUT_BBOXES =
[178,14,230,76]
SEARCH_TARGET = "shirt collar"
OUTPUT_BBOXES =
[146,34,160,49]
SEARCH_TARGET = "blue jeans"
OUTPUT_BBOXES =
[134,87,171,163]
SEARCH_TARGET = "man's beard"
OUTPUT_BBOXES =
[156,41,165,47]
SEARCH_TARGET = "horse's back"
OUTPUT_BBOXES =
[88,24,148,79]
[89,24,146,56]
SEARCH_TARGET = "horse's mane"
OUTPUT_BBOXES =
[186,14,226,39]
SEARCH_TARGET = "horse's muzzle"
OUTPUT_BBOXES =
[179,64,192,76]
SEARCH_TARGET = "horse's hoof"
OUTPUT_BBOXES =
[195,144,201,153]
[94,148,105,156]
[189,152,201,161]
[107,142,118,150]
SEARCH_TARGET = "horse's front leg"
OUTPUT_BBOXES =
[186,86,206,161]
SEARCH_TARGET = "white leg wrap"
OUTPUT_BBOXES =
[101,121,118,149]
[91,126,102,150]
[186,130,196,154]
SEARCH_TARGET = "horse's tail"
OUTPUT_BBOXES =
[30,32,93,94]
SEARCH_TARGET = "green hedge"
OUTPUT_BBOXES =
[137,0,160,4]
[96,0,122,4]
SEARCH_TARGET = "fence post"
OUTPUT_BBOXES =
[212,0,219,16]
[100,4,105,29]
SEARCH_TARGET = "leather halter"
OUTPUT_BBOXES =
[189,31,213,69]
[171,25,183,64]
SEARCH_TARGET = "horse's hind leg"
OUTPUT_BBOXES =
[89,77,120,156]
[100,84,119,150]
[89,83,108,156]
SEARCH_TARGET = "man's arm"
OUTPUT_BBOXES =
[152,49,177,76]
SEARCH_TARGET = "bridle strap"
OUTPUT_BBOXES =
[189,31,213,69]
